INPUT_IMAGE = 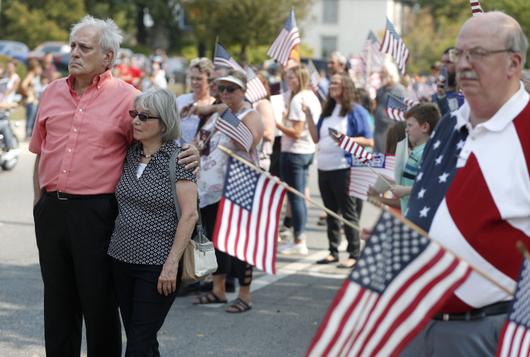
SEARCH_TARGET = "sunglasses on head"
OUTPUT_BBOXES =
[217,85,239,93]
[129,110,161,122]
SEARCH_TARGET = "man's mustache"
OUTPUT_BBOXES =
[457,71,478,80]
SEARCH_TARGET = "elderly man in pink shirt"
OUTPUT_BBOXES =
[29,16,197,356]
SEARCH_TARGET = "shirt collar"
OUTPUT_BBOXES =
[453,82,530,132]
[66,69,113,93]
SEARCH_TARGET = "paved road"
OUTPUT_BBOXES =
[0,123,380,356]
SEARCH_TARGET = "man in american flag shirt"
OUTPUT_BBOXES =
[401,12,530,356]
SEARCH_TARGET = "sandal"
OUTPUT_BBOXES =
[225,297,252,313]
[337,258,357,269]
[192,292,227,305]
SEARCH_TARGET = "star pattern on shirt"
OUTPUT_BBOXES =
[406,114,469,231]
[438,172,449,183]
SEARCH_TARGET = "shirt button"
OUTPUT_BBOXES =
[62,169,67,174]
[73,128,78,132]
[67,148,72,153]
[79,108,83,112]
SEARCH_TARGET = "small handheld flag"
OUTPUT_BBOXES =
[267,8,301,66]
[380,18,409,75]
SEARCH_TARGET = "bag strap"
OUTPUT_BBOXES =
[169,148,207,243]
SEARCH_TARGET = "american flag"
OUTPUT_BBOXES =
[386,95,418,121]
[334,130,373,162]
[406,100,530,313]
[267,8,301,66]
[470,0,484,16]
[362,30,385,74]
[216,109,254,152]
[307,211,471,357]
[386,95,408,121]
[245,67,268,103]
[380,18,409,75]
[214,43,243,71]
[497,258,530,357]
[213,158,287,274]
[307,59,326,100]
[349,154,395,201]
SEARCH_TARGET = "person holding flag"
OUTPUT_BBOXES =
[302,72,373,268]
[192,70,263,313]
[402,11,530,356]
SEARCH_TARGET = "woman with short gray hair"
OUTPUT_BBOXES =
[107,88,198,355]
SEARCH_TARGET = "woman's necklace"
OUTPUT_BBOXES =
[139,151,156,159]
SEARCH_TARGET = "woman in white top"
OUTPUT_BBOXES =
[305,73,374,268]
[176,58,216,144]
[276,65,321,255]
[192,70,263,313]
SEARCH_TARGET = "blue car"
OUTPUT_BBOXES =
[0,40,29,63]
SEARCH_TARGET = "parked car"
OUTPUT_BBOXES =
[28,41,70,59]
[0,40,29,63]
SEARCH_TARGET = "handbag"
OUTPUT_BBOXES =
[169,149,218,282]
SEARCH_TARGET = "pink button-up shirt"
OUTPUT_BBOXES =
[29,70,139,194]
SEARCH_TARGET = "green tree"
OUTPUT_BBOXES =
[1,0,85,49]
[182,0,312,64]
[411,0,530,70]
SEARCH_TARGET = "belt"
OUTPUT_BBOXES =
[45,191,114,201]
[433,301,511,321]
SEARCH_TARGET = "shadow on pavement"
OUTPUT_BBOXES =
[0,263,44,350]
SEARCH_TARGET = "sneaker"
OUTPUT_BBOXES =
[279,241,309,255]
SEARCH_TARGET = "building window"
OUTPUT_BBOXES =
[322,0,338,24]
[321,36,337,58]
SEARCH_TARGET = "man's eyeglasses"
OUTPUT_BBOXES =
[448,47,515,63]
[129,110,161,122]
[218,85,239,93]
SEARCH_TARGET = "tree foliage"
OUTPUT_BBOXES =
[407,0,530,72]
[182,0,312,63]
[1,0,85,48]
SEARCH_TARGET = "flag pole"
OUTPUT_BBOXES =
[213,35,219,61]
[218,145,360,232]
[516,241,530,261]
[387,207,514,295]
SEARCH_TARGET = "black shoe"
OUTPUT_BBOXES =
[316,255,339,264]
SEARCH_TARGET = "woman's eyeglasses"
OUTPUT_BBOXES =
[129,110,161,122]
[218,85,239,93]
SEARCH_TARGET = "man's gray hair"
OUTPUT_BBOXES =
[504,18,528,66]
[70,15,123,67]
[135,89,181,143]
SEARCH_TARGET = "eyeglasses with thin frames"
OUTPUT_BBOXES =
[448,47,515,63]
[129,110,161,122]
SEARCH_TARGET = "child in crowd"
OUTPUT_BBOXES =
[389,103,440,213]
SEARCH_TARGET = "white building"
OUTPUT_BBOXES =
[300,0,410,59]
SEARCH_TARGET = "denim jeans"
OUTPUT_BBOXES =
[280,152,314,237]
[0,116,15,150]
[25,102,38,138]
